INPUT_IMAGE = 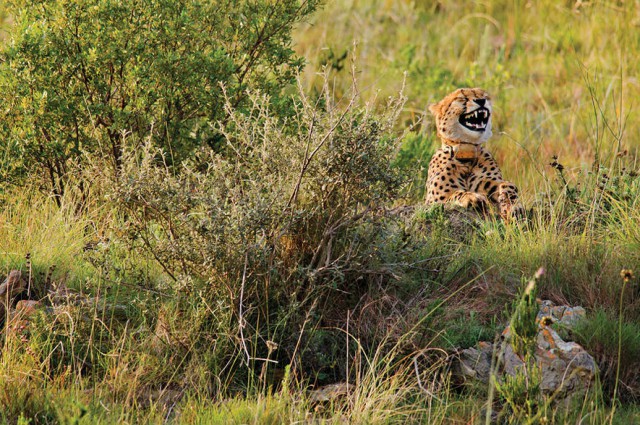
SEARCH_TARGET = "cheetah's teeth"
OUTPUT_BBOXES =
[459,106,490,132]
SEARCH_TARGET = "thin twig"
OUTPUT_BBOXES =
[286,67,359,210]
[346,309,350,393]
[239,252,251,366]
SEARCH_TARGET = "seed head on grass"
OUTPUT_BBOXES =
[550,155,564,172]
[620,268,634,283]
[266,340,278,354]
[524,267,545,296]
[534,267,545,280]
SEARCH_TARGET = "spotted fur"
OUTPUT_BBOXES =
[425,88,524,220]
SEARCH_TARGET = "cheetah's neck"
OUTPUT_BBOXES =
[441,142,485,161]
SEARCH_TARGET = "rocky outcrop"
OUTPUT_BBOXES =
[0,271,26,304]
[1,270,128,337]
[454,300,596,399]
[535,324,597,395]
[309,382,351,403]
[537,300,586,328]
[0,270,27,323]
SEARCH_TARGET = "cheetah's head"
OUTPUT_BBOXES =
[428,88,493,146]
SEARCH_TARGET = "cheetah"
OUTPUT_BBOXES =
[425,88,524,220]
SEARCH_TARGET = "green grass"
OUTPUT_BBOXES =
[294,0,640,200]
[1,0,640,423]
[4,183,640,423]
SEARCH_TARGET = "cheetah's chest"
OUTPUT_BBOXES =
[450,161,478,191]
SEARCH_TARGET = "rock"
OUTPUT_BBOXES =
[457,341,493,383]
[309,382,351,403]
[0,270,26,322]
[453,300,596,399]
[6,300,44,336]
[15,300,42,316]
[501,343,526,377]
[0,270,26,303]
[537,300,586,329]
[535,326,597,396]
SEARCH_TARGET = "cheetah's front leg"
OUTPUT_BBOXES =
[449,190,489,212]
[497,182,525,221]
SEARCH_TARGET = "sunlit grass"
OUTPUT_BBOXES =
[294,0,640,201]
[1,1,640,423]
[0,188,93,281]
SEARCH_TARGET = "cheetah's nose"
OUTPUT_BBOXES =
[474,98,486,107]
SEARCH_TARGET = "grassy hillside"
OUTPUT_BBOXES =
[1,0,640,424]
[295,0,640,199]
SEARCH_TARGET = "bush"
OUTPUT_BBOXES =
[393,132,438,199]
[0,0,319,199]
[111,69,409,387]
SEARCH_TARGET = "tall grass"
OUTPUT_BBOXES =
[294,0,640,199]
[1,1,640,423]
[293,1,640,417]
[0,189,92,280]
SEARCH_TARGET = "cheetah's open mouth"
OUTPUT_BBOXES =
[459,107,490,132]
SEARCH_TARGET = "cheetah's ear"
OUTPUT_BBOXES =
[428,102,441,116]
